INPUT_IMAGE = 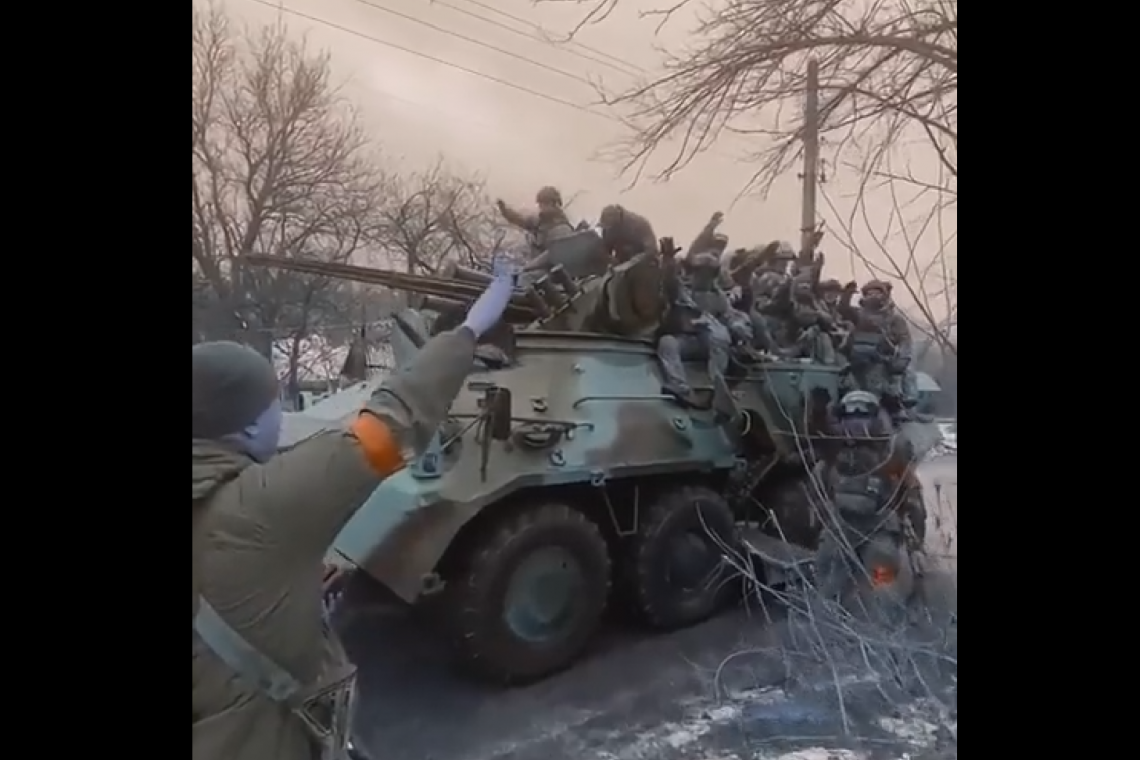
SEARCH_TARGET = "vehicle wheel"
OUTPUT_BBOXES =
[625,485,740,630]
[442,502,612,685]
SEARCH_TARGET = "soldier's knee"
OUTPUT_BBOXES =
[657,334,680,354]
[707,327,730,349]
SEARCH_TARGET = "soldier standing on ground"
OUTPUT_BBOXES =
[192,269,516,760]
[599,203,659,263]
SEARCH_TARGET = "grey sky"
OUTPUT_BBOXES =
[221,0,955,306]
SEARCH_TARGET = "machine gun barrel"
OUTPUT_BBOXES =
[242,254,537,322]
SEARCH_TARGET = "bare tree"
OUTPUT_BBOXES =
[545,0,956,191]
[546,0,956,354]
[372,158,518,275]
[192,3,383,397]
[820,162,957,357]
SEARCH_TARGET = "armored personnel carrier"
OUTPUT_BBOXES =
[248,239,931,685]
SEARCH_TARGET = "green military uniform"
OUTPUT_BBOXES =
[498,186,575,254]
[192,328,480,760]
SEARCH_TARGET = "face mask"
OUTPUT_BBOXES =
[238,399,283,463]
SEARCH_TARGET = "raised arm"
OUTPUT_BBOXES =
[242,270,514,560]
[688,211,723,255]
[496,199,538,231]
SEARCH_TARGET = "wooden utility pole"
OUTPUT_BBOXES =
[799,59,821,265]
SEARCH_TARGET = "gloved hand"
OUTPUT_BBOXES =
[462,258,515,338]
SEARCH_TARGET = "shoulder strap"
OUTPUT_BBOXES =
[193,597,302,703]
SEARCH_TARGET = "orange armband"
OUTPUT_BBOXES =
[349,413,406,477]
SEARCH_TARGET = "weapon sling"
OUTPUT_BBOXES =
[194,597,358,759]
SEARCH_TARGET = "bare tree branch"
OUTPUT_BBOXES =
[541,0,956,196]
[192,2,384,360]
[372,158,521,274]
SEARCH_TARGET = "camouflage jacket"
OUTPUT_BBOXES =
[192,328,478,760]
[847,304,911,365]
[500,204,574,251]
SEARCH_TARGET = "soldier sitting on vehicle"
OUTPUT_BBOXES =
[599,203,659,263]
[839,280,914,420]
[765,274,839,364]
[496,186,576,259]
[818,279,851,353]
[656,247,734,408]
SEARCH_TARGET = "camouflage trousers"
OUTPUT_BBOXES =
[747,312,778,352]
[657,321,731,394]
[724,309,754,345]
[795,326,838,365]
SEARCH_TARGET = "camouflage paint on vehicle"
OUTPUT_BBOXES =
[332,333,845,603]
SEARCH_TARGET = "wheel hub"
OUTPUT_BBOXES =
[503,547,584,644]
[666,531,718,590]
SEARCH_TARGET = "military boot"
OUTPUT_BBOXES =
[662,384,710,410]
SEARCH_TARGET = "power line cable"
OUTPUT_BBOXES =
[350,0,590,85]
[453,0,647,75]
[243,0,619,123]
[429,0,640,77]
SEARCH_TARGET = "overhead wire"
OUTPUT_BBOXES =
[432,0,644,77]
[349,0,591,85]
[242,0,620,123]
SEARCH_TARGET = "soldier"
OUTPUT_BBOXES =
[818,279,844,316]
[599,203,659,262]
[747,244,798,352]
[817,279,851,358]
[656,251,733,407]
[812,390,905,599]
[192,270,515,760]
[771,274,838,364]
[686,251,754,346]
[496,186,575,255]
[841,279,913,419]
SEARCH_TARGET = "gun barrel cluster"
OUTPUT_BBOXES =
[242,255,583,325]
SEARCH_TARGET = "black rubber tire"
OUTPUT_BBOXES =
[442,503,612,685]
[625,485,740,630]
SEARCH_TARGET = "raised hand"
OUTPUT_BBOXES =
[463,256,516,338]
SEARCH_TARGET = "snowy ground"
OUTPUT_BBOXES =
[343,455,958,760]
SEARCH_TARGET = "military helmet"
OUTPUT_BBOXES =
[599,204,624,227]
[837,390,880,416]
[820,278,842,292]
[536,185,563,206]
[861,279,890,294]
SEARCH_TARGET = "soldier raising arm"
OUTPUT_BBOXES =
[688,211,724,256]
[193,271,515,760]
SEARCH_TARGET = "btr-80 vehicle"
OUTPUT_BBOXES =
[249,237,931,686]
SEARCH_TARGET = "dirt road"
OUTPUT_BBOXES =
[345,455,958,760]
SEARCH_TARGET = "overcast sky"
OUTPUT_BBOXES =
[221,0,955,301]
